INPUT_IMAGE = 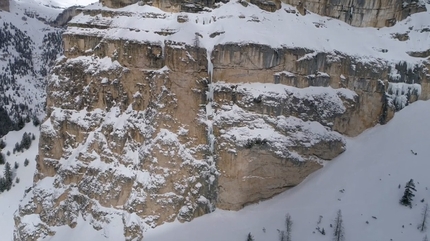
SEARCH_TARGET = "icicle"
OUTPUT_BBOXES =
[205,49,215,154]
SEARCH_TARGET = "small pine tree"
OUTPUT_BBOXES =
[419,203,429,232]
[400,179,417,208]
[0,153,5,165]
[14,142,19,153]
[20,132,32,150]
[14,161,19,169]
[334,210,345,241]
[24,158,29,167]
[4,162,12,190]
[279,231,285,241]
[15,177,20,183]
[424,235,429,241]
[0,139,6,149]
[247,232,254,241]
[285,214,293,241]
[0,177,5,192]
[6,150,10,156]
[32,116,40,127]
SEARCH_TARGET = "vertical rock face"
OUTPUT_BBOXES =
[14,1,430,240]
[283,0,427,27]
[101,0,426,27]
[0,0,9,12]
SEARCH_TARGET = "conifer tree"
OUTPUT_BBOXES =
[285,213,293,241]
[0,177,5,192]
[419,203,429,232]
[4,162,12,190]
[400,179,417,208]
[334,210,345,241]
[0,153,4,165]
[247,232,254,241]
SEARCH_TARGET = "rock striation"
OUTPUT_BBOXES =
[14,0,430,240]
[102,0,427,27]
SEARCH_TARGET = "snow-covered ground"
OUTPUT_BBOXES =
[142,100,430,241]
[0,124,40,241]
[1,0,430,240]
[8,100,428,241]
[15,0,97,9]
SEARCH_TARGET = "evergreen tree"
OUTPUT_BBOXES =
[285,214,293,241]
[419,203,429,232]
[20,132,31,150]
[24,158,29,167]
[0,139,6,149]
[0,177,5,192]
[32,116,40,127]
[334,210,345,241]
[247,232,254,241]
[0,153,4,165]
[3,162,12,190]
[400,179,417,208]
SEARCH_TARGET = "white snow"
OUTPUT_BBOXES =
[68,1,430,66]
[144,100,430,241]
[16,0,97,9]
[1,0,430,240]
[0,124,40,241]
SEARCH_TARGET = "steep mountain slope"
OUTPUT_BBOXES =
[14,100,430,241]
[0,124,40,241]
[31,0,98,9]
[0,0,64,136]
[143,100,430,241]
[5,0,430,240]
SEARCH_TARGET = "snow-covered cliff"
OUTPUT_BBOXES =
[5,0,430,240]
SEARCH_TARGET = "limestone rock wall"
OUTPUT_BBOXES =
[284,0,426,27]
[13,3,430,240]
[0,0,9,12]
[51,6,81,27]
[101,0,426,27]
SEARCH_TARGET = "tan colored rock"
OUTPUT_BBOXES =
[13,4,430,240]
[0,0,9,12]
[217,148,322,210]
[100,0,425,27]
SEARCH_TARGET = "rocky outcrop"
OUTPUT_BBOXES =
[14,1,430,240]
[283,0,427,27]
[51,6,81,27]
[0,0,9,12]
[101,0,426,27]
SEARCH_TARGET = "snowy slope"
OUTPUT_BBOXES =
[0,0,63,135]
[31,0,98,9]
[142,100,430,241]
[24,100,430,241]
[0,124,40,241]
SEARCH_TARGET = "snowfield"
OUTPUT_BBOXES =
[3,101,429,241]
[0,124,40,241]
[15,0,97,9]
[143,100,430,241]
[1,0,430,240]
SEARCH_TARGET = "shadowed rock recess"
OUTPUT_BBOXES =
[14,0,430,240]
